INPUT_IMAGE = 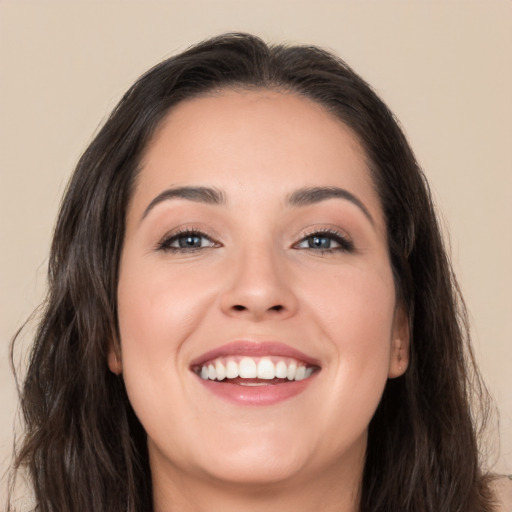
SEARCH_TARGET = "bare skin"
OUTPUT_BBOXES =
[111,89,409,512]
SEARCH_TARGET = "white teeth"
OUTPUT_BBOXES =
[257,358,275,379]
[287,361,297,380]
[225,360,239,379]
[198,356,316,383]
[275,360,288,379]
[215,360,226,381]
[239,357,257,378]
[295,366,306,381]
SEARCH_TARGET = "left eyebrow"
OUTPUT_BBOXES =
[141,186,225,222]
[286,186,375,225]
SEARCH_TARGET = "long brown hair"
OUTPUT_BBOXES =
[9,33,496,511]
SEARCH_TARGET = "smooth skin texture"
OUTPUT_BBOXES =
[110,90,410,512]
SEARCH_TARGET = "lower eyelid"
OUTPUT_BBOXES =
[156,229,218,251]
[295,230,354,250]
[156,227,354,252]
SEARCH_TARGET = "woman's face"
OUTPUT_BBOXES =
[114,90,408,490]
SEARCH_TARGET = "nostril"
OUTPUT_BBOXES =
[231,304,284,313]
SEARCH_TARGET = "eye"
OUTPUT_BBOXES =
[294,230,354,253]
[157,229,219,253]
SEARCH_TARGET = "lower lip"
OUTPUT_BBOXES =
[195,375,317,406]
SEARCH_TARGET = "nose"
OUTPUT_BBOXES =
[219,245,299,322]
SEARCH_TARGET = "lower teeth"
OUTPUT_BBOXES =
[222,377,291,385]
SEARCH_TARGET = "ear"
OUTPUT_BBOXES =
[388,305,410,379]
[107,344,123,375]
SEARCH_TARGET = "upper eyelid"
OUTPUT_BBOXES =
[294,228,355,251]
[156,227,220,250]
[155,225,353,248]
[297,227,352,241]
[161,225,217,240]
[168,227,214,238]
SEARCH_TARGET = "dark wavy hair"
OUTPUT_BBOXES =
[9,33,496,511]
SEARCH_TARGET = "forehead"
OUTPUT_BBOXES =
[131,89,383,224]
[144,88,368,167]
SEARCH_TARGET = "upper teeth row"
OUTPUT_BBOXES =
[198,357,314,381]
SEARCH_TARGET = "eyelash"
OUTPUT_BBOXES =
[156,227,219,253]
[293,228,354,254]
[156,228,354,254]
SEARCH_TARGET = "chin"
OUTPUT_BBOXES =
[154,430,314,487]
[201,450,309,486]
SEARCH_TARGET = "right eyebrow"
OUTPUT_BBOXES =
[140,186,226,222]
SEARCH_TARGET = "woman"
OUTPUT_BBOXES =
[8,33,504,511]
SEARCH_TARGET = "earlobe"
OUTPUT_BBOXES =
[388,306,410,379]
[107,346,123,375]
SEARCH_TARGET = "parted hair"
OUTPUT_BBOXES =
[9,33,496,511]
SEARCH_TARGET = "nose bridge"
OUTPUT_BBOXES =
[220,237,297,320]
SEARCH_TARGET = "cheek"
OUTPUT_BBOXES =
[117,257,214,354]
[301,264,396,391]
[304,263,396,341]
[116,257,216,422]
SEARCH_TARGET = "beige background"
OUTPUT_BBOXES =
[1,0,511,500]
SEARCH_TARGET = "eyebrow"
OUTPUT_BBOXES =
[141,186,225,221]
[141,185,374,225]
[286,186,374,225]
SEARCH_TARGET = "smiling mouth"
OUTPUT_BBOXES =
[193,356,319,384]
[190,341,321,404]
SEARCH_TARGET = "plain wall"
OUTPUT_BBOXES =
[1,0,511,502]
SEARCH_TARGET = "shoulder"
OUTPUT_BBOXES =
[493,476,512,512]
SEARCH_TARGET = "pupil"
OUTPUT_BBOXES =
[310,236,330,249]
[179,235,201,248]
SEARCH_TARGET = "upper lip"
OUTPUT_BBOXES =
[189,340,321,368]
